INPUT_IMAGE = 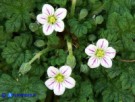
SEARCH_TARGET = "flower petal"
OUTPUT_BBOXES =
[45,78,56,90]
[47,66,59,77]
[54,82,65,96]
[37,14,47,24]
[42,4,54,15]
[54,20,64,32]
[55,8,67,20]
[63,77,75,89]
[101,57,112,68]
[59,65,72,77]
[85,44,97,56]
[96,39,109,49]
[88,57,100,68]
[43,24,54,35]
[105,47,116,59]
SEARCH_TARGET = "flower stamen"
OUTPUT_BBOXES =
[95,49,105,58]
[55,73,64,82]
[48,15,57,24]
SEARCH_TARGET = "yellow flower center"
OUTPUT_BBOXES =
[95,49,105,58]
[48,15,57,24]
[55,73,64,82]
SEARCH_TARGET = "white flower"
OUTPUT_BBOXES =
[85,39,116,68]
[45,65,76,96]
[37,4,67,35]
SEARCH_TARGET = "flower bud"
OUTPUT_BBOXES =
[66,54,76,69]
[79,9,88,20]
[19,63,31,75]
[29,23,38,32]
[34,40,45,47]
[95,15,104,24]
[88,34,96,41]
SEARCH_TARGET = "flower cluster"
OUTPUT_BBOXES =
[37,4,116,96]
[37,4,67,35]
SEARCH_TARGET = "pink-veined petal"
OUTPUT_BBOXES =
[42,4,54,15]
[55,8,67,20]
[47,66,59,77]
[105,47,116,59]
[43,24,54,35]
[85,44,97,56]
[101,57,112,68]
[96,39,109,49]
[45,78,56,90]
[53,82,65,96]
[37,14,47,24]
[54,20,64,32]
[59,65,72,77]
[63,77,75,89]
[88,57,100,68]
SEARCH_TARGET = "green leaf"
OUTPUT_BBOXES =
[68,18,88,37]
[80,64,89,74]
[47,34,60,47]
[2,34,33,68]
[60,79,94,102]
[0,74,47,102]
[29,23,39,32]
[98,78,135,102]
[106,62,122,79]
[0,26,12,49]
[132,85,135,95]
[50,0,67,7]
[0,0,35,32]
[29,63,45,77]
[78,81,94,102]
[49,49,67,66]
[105,0,134,14]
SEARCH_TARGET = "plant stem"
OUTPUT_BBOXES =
[91,4,104,16]
[67,38,73,55]
[119,59,135,62]
[29,47,50,65]
[71,0,77,17]
[45,91,54,102]
[54,95,59,102]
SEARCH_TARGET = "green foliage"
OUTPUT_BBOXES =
[0,26,12,49]
[47,34,60,47]
[80,64,89,74]
[49,49,67,66]
[49,0,67,7]
[2,34,33,68]
[0,74,47,102]
[0,0,35,32]
[0,0,135,102]
[60,79,94,102]
[68,18,92,37]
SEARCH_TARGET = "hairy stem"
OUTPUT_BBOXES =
[29,47,50,65]
[119,59,135,62]
[67,38,73,55]
[71,0,77,17]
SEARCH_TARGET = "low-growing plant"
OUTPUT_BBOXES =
[0,0,135,102]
